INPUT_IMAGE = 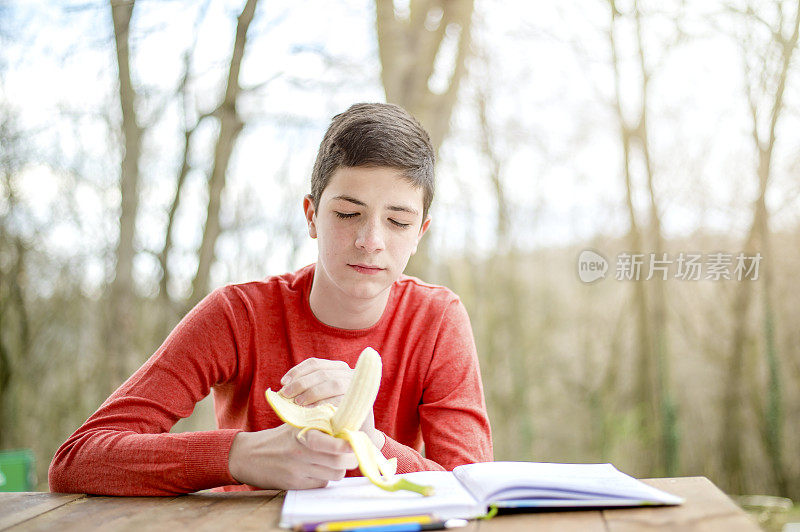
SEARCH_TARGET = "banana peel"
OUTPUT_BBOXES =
[265,347,433,496]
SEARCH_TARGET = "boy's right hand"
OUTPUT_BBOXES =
[227,423,358,490]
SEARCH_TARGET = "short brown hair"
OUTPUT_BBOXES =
[310,103,435,220]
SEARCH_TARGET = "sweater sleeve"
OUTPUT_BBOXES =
[383,298,493,472]
[48,288,245,495]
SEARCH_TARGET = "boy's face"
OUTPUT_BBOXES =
[303,166,431,302]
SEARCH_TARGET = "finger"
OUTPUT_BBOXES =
[293,376,350,405]
[307,452,357,474]
[282,369,351,402]
[293,476,329,490]
[281,358,350,386]
[304,464,345,483]
[296,432,358,471]
[299,429,354,454]
[280,357,325,386]
[359,409,375,432]
[280,369,329,398]
[294,455,350,482]
[307,394,344,407]
[342,453,359,470]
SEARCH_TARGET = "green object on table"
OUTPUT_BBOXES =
[0,449,36,491]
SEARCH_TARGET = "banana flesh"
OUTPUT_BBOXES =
[266,347,434,496]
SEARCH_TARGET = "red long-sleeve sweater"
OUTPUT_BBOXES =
[49,264,493,495]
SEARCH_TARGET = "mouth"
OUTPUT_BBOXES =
[349,264,385,275]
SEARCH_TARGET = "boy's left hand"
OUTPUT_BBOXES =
[279,357,386,449]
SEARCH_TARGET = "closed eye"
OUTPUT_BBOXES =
[335,211,410,228]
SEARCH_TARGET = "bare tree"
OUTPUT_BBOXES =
[0,109,32,449]
[376,0,474,152]
[720,0,799,497]
[632,2,680,478]
[156,2,212,335]
[375,0,475,278]
[106,0,143,391]
[605,0,679,476]
[473,70,535,459]
[189,0,260,305]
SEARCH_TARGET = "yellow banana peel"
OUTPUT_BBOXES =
[266,347,434,496]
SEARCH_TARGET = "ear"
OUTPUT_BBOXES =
[411,215,432,255]
[303,195,317,239]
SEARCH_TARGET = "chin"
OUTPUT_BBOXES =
[348,283,389,300]
[342,277,392,300]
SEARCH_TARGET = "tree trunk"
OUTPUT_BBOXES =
[633,2,678,477]
[0,237,31,449]
[107,0,143,391]
[606,0,658,473]
[756,4,800,497]
[375,0,475,280]
[190,0,259,305]
[475,81,533,457]
[756,183,787,497]
[721,1,799,496]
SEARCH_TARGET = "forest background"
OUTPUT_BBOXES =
[1,0,799,508]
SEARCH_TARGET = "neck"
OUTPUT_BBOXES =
[308,269,392,330]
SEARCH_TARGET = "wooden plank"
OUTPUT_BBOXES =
[162,490,282,532]
[226,491,286,531]
[6,494,182,531]
[6,491,282,532]
[0,492,86,530]
[603,477,761,531]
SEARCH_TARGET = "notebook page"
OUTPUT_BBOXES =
[453,462,683,505]
[279,471,484,528]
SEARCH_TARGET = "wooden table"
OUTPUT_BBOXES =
[0,477,761,531]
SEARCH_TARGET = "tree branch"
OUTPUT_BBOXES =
[190,0,259,304]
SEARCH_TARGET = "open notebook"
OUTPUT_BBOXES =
[279,462,684,528]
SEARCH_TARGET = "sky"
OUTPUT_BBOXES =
[2,0,800,296]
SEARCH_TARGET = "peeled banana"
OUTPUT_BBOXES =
[266,347,434,496]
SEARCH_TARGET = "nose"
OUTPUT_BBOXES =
[354,217,385,253]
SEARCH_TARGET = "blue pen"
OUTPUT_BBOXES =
[339,519,469,532]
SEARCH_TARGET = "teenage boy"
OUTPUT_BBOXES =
[49,103,493,495]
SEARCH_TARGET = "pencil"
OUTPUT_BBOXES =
[293,514,435,532]
[333,519,469,532]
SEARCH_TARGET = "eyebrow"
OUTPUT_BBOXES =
[330,195,419,216]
